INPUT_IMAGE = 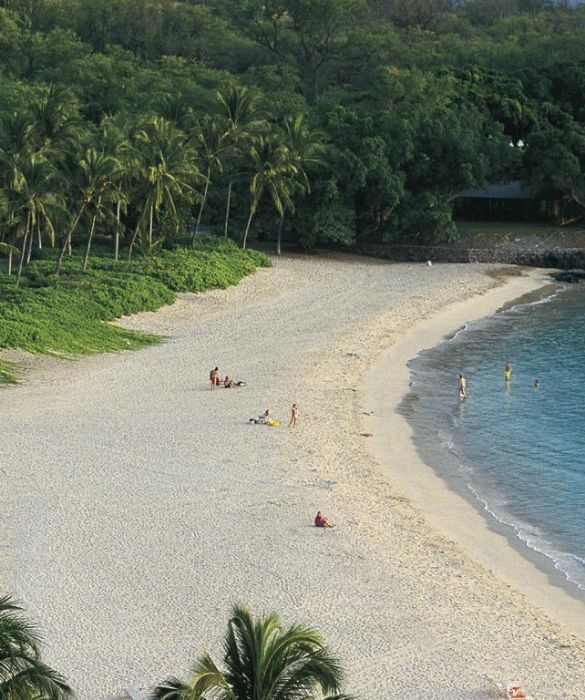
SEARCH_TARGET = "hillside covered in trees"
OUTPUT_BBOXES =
[1,0,585,262]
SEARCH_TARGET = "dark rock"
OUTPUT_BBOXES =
[554,269,585,283]
[358,243,585,270]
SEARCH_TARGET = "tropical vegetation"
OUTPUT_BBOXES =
[0,238,270,384]
[153,604,351,700]
[2,1,585,375]
[0,594,73,699]
[1,0,585,267]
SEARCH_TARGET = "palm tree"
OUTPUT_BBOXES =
[217,85,264,238]
[273,175,303,257]
[79,152,120,271]
[276,114,326,255]
[0,594,73,699]
[0,189,18,274]
[0,112,35,184]
[129,116,201,259]
[158,94,195,132]
[242,136,295,250]
[0,113,36,273]
[191,114,225,239]
[152,604,351,700]
[283,114,325,190]
[14,153,62,284]
[56,148,118,273]
[99,115,138,261]
[31,84,82,155]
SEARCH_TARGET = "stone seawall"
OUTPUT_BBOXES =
[358,244,585,269]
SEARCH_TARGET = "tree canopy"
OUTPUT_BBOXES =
[0,0,584,260]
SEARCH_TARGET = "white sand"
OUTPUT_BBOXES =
[2,254,585,699]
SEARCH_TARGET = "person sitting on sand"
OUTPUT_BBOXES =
[210,367,219,389]
[223,375,236,388]
[314,511,333,528]
[458,374,467,400]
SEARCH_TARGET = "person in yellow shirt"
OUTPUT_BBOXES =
[504,361,512,382]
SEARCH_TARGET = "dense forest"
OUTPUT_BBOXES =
[1,0,585,267]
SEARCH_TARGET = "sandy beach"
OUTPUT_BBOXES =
[3,254,585,699]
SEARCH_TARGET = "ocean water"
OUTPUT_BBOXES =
[402,280,585,591]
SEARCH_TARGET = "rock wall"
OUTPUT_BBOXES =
[358,243,585,269]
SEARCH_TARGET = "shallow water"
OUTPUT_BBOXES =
[403,281,585,591]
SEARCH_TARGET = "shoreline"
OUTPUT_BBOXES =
[6,254,585,697]
[362,267,585,639]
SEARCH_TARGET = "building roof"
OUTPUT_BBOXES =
[457,181,533,200]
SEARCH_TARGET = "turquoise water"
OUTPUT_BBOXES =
[404,281,585,591]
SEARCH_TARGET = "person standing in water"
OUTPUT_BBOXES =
[458,374,467,400]
[504,361,512,382]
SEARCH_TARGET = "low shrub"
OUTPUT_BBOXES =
[0,239,270,384]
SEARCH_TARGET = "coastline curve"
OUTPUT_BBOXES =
[362,267,585,639]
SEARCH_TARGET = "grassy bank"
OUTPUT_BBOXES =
[0,238,270,384]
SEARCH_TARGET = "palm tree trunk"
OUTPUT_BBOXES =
[16,216,30,287]
[26,221,34,264]
[194,166,211,241]
[127,221,141,261]
[224,180,233,237]
[114,201,121,261]
[56,238,69,274]
[56,203,86,274]
[82,214,98,271]
[8,251,12,276]
[276,213,284,255]
[242,207,255,250]
[148,204,154,247]
[37,221,42,250]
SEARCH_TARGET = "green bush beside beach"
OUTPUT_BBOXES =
[0,238,270,384]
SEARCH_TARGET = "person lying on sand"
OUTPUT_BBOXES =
[251,409,280,426]
[314,511,333,528]
[250,409,272,424]
[223,377,247,388]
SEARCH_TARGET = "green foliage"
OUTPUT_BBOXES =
[153,604,351,700]
[0,594,73,698]
[294,180,356,249]
[391,192,458,245]
[0,0,584,260]
[0,359,19,384]
[0,239,269,383]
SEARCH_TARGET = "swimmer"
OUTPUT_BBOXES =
[458,374,467,400]
[534,379,540,388]
[504,361,512,382]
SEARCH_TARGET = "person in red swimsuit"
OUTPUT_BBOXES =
[314,511,333,528]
